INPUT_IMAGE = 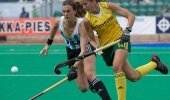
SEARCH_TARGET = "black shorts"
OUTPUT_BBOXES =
[66,43,95,67]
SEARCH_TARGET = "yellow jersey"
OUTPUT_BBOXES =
[85,2,122,46]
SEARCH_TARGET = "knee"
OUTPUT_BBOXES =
[129,79,138,82]
[85,72,96,81]
[76,80,89,93]
[79,87,88,93]
[127,76,140,82]
[113,62,122,72]
[77,81,89,93]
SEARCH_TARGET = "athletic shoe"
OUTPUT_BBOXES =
[151,55,168,74]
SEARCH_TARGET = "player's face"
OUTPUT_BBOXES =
[62,5,76,20]
[79,0,97,13]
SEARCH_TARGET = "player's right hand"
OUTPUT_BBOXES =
[40,45,50,56]
[120,27,131,43]
[120,29,130,43]
[67,67,78,81]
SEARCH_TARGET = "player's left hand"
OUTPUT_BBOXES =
[67,67,78,81]
[120,28,130,43]
[40,45,50,56]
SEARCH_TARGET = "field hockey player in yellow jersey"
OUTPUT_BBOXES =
[78,0,169,100]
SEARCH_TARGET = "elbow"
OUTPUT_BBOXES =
[131,13,135,21]
[133,14,135,21]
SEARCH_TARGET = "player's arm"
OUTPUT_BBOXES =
[107,2,135,28]
[108,2,135,43]
[40,18,60,56]
[48,18,60,41]
[83,18,98,49]
[79,21,89,56]
[73,21,88,68]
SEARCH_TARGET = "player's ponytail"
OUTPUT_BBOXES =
[75,1,86,17]
[62,0,86,18]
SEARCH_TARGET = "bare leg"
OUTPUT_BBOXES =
[83,54,96,81]
[76,62,88,92]
[84,55,111,100]
[123,60,140,81]
[113,49,142,81]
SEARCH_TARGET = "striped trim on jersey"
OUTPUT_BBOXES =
[59,16,84,50]
[87,43,93,53]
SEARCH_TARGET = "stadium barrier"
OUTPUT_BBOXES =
[0,17,170,44]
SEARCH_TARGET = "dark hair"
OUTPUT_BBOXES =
[62,0,86,17]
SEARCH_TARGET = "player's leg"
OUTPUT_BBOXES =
[75,62,89,92]
[111,41,162,82]
[113,49,128,100]
[123,59,158,81]
[122,60,140,81]
[83,54,111,100]
[66,47,89,92]
[83,54,96,93]
[101,41,131,100]
[83,43,111,100]
[123,55,168,81]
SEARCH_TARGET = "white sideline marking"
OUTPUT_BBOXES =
[0,52,170,55]
[0,52,66,54]
[0,74,169,77]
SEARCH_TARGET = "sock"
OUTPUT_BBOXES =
[135,61,157,77]
[88,80,96,93]
[115,72,126,100]
[91,78,111,100]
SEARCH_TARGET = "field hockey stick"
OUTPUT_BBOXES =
[29,77,68,100]
[54,39,120,74]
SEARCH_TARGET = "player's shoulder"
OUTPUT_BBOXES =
[99,2,118,11]
[55,16,64,24]
[107,2,119,9]
[85,11,91,21]
[82,17,92,28]
[77,17,84,22]
[58,16,64,21]
[99,2,108,8]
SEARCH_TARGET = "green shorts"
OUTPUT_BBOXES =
[101,40,131,66]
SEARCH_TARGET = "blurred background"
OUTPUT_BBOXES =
[0,0,170,43]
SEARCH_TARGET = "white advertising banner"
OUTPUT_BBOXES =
[116,16,156,35]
